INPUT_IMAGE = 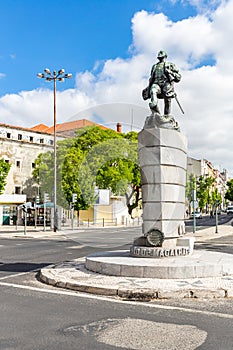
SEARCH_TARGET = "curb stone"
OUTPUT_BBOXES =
[39,264,233,300]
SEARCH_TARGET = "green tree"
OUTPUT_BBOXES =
[78,135,141,216]
[33,138,74,207]
[0,159,10,194]
[62,146,92,213]
[196,175,215,211]
[33,126,141,214]
[225,179,233,202]
[62,126,123,212]
[211,188,222,210]
[186,173,196,203]
[33,126,142,217]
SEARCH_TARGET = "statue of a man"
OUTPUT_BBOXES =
[142,50,181,116]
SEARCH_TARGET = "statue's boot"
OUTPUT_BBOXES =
[149,102,160,114]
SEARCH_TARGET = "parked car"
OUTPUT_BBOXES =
[226,206,233,214]
[190,211,203,219]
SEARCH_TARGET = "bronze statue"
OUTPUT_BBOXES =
[142,50,182,116]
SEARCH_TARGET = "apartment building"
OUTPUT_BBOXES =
[0,123,62,224]
[187,156,228,210]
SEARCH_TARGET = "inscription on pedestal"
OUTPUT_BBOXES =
[130,245,190,258]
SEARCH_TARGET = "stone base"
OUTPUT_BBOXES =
[85,249,233,279]
[138,127,187,238]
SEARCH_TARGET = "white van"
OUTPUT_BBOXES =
[226,206,233,214]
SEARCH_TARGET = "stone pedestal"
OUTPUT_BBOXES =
[138,126,187,250]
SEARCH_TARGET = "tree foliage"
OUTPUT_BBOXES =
[186,173,196,203]
[196,175,215,211]
[225,179,233,202]
[78,134,141,216]
[32,126,141,216]
[32,138,74,207]
[211,188,222,208]
[0,159,10,194]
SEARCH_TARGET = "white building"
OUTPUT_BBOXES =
[0,123,64,225]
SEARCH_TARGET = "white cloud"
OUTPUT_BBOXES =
[1,0,233,175]
[0,88,95,128]
[0,73,5,79]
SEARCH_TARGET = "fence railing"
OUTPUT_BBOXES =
[61,217,142,228]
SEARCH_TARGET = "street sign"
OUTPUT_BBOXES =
[44,193,49,203]
[72,193,77,203]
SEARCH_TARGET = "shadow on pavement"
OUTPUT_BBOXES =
[0,262,51,272]
[195,242,233,255]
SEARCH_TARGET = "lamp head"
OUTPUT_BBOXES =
[64,73,72,79]
[58,69,65,75]
[44,68,51,75]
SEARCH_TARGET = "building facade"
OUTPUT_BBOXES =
[187,156,228,211]
[0,123,61,225]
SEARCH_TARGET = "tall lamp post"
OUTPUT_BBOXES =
[37,69,72,232]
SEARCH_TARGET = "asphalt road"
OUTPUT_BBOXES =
[56,213,233,247]
[185,212,232,232]
[0,228,233,349]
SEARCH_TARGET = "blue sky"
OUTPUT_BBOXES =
[1,0,233,175]
[0,0,202,95]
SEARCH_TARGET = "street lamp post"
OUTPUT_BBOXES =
[37,69,72,232]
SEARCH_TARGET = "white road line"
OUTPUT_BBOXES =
[0,280,232,319]
[0,267,43,280]
[0,270,38,280]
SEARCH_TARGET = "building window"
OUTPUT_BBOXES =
[50,139,54,145]
[16,161,21,168]
[18,134,22,140]
[40,138,44,144]
[15,186,21,194]
[30,136,34,142]
[32,163,35,169]
[5,159,9,163]
[7,132,11,138]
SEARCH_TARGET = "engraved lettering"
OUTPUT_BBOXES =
[170,249,175,256]
[159,250,164,257]
[164,250,169,257]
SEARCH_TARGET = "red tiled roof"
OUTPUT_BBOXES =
[56,119,108,132]
[30,124,50,132]
[30,119,108,135]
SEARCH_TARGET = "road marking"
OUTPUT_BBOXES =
[0,271,37,280]
[0,280,233,319]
